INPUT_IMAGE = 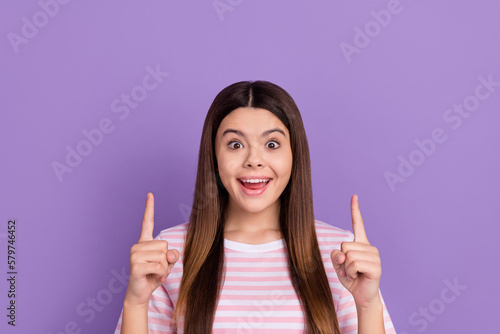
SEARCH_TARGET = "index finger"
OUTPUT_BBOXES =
[351,194,370,244]
[139,192,155,242]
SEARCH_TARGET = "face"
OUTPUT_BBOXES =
[215,107,293,215]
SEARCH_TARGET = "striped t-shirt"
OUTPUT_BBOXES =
[114,220,396,333]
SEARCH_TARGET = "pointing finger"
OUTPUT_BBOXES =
[351,194,370,245]
[139,192,155,243]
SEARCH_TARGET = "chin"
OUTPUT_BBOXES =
[235,198,279,213]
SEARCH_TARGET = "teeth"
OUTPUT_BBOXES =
[240,179,269,183]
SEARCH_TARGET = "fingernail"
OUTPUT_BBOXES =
[336,254,342,262]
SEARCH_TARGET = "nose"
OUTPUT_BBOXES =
[247,162,263,167]
[244,146,264,167]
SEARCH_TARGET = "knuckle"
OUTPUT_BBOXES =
[340,242,346,252]
[129,262,138,273]
[156,251,166,261]
[130,243,138,254]
[130,251,140,263]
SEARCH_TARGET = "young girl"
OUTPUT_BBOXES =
[115,81,396,334]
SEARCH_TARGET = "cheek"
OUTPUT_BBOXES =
[217,159,240,180]
[221,159,240,171]
[276,153,293,176]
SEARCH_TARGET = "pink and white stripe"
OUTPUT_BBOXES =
[115,220,396,334]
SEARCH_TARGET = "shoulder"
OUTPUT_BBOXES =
[314,219,354,245]
[153,221,189,252]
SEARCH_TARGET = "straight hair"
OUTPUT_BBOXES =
[171,81,342,334]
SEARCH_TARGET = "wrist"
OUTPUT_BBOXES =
[355,297,383,312]
[124,297,150,310]
[356,298,385,334]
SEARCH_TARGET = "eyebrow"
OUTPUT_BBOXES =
[221,128,286,139]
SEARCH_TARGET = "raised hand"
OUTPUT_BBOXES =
[330,195,382,308]
[124,192,180,307]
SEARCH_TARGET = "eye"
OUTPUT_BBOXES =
[227,140,281,150]
[228,140,242,150]
[266,140,280,149]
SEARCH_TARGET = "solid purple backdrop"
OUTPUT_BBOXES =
[1,0,499,333]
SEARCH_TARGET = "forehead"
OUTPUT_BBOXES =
[217,107,288,136]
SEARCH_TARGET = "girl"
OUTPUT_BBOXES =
[115,81,395,333]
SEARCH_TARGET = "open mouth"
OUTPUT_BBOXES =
[238,179,271,190]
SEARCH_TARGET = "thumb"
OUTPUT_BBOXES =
[331,250,348,280]
[330,250,345,269]
[167,249,180,264]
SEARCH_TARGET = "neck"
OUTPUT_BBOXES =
[224,198,281,235]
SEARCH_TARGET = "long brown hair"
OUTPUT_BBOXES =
[172,81,341,334]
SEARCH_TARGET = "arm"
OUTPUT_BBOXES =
[121,300,149,334]
[335,286,395,333]
[115,282,176,334]
[356,299,385,334]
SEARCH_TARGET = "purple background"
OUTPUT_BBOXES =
[1,1,499,333]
